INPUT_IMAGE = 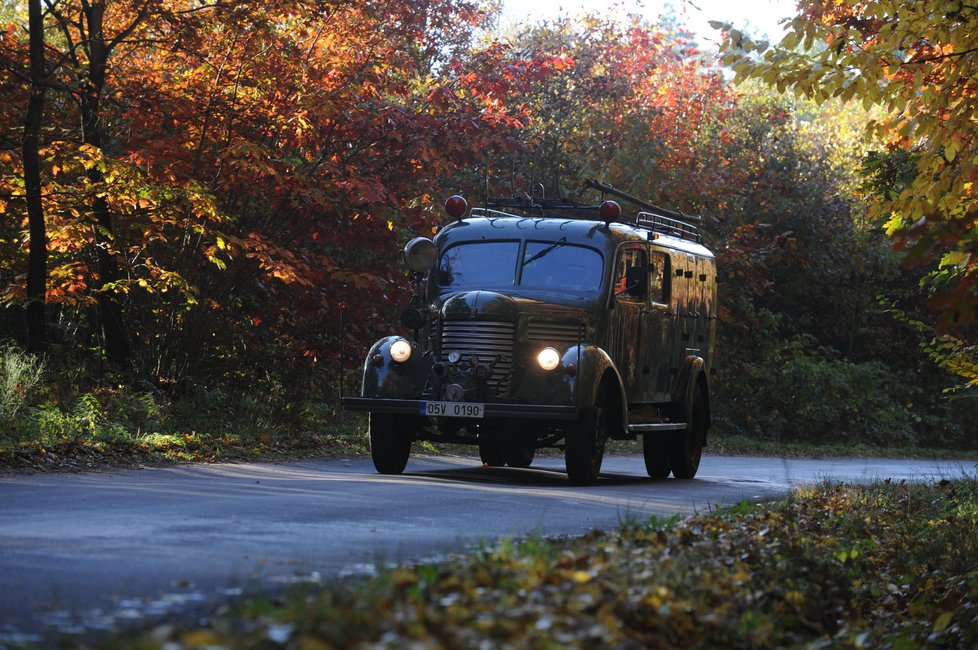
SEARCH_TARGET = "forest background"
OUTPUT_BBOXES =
[0,0,975,464]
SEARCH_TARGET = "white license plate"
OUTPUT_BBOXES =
[420,401,484,418]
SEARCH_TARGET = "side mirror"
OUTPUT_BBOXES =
[622,266,647,299]
[404,237,437,273]
[400,308,425,330]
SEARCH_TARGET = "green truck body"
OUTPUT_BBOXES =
[342,195,717,485]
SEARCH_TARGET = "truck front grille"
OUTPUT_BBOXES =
[440,320,514,393]
[428,313,440,352]
[527,320,585,348]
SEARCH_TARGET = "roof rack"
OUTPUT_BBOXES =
[480,197,601,216]
[466,181,705,244]
[584,179,703,244]
[637,212,702,243]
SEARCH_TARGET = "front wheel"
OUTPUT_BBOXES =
[504,446,535,469]
[643,434,671,479]
[669,383,706,479]
[369,412,411,474]
[479,443,507,467]
[565,390,608,486]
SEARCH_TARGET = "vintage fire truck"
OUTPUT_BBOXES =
[341,183,717,485]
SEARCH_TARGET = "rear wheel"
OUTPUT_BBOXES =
[565,390,608,486]
[370,412,411,475]
[669,383,706,479]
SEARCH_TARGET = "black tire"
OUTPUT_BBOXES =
[669,383,706,479]
[479,443,507,467]
[369,412,411,474]
[564,390,608,486]
[643,434,671,478]
[504,446,535,468]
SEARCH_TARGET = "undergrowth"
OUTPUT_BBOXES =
[0,343,368,470]
[1,339,975,472]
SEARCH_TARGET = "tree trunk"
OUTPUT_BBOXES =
[81,1,131,367]
[24,0,47,353]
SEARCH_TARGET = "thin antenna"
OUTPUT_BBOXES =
[584,179,700,222]
[510,156,518,198]
[338,301,348,417]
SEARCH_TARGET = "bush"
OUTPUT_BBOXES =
[0,342,45,434]
[716,342,918,447]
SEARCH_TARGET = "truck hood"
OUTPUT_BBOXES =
[438,290,596,321]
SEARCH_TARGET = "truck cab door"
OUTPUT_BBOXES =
[666,251,691,387]
[679,253,702,360]
[641,248,673,401]
[608,245,647,402]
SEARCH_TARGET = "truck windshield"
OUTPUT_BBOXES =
[437,240,603,294]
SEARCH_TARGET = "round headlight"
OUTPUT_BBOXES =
[389,338,413,363]
[537,347,560,371]
[403,237,437,273]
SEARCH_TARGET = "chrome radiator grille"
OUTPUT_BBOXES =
[440,320,514,392]
[427,313,440,352]
[527,320,585,348]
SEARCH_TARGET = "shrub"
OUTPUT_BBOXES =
[0,343,45,433]
[716,342,918,447]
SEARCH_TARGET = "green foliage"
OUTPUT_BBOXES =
[647,513,682,531]
[713,338,971,448]
[887,300,978,394]
[737,345,915,445]
[137,480,978,648]
[706,83,972,449]
[0,342,45,430]
[0,355,369,468]
[717,0,978,347]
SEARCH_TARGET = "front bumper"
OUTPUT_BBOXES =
[341,397,578,420]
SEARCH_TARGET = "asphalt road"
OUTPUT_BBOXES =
[1,453,975,641]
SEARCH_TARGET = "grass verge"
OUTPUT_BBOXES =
[108,479,978,649]
[0,387,370,473]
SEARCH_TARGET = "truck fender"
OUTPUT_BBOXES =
[564,345,628,439]
[360,336,433,399]
[672,355,711,436]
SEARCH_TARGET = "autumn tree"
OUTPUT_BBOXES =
[1,0,517,389]
[39,0,175,366]
[99,0,508,384]
[472,14,731,208]
[717,1,978,388]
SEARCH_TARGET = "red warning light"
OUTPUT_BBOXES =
[599,200,621,223]
[445,195,468,219]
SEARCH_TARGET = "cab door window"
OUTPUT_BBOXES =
[613,247,648,301]
[649,251,670,305]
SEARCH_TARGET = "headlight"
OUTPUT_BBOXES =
[537,347,560,371]
[389,338,413,363]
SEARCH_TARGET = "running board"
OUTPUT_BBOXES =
[628,422,687,434]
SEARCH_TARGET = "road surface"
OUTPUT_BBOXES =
[1,453,974,641]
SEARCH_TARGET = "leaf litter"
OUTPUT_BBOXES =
[118,479,978,648]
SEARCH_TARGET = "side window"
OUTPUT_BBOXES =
[649,251,670,305]
[613,247,648,301]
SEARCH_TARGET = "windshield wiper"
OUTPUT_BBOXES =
[522,237,567,267]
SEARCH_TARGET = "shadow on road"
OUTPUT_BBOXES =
[401,463,679,488]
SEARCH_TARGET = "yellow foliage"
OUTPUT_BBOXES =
[718,0,978,341]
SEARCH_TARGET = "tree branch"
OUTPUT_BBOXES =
[903,46,978,66]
